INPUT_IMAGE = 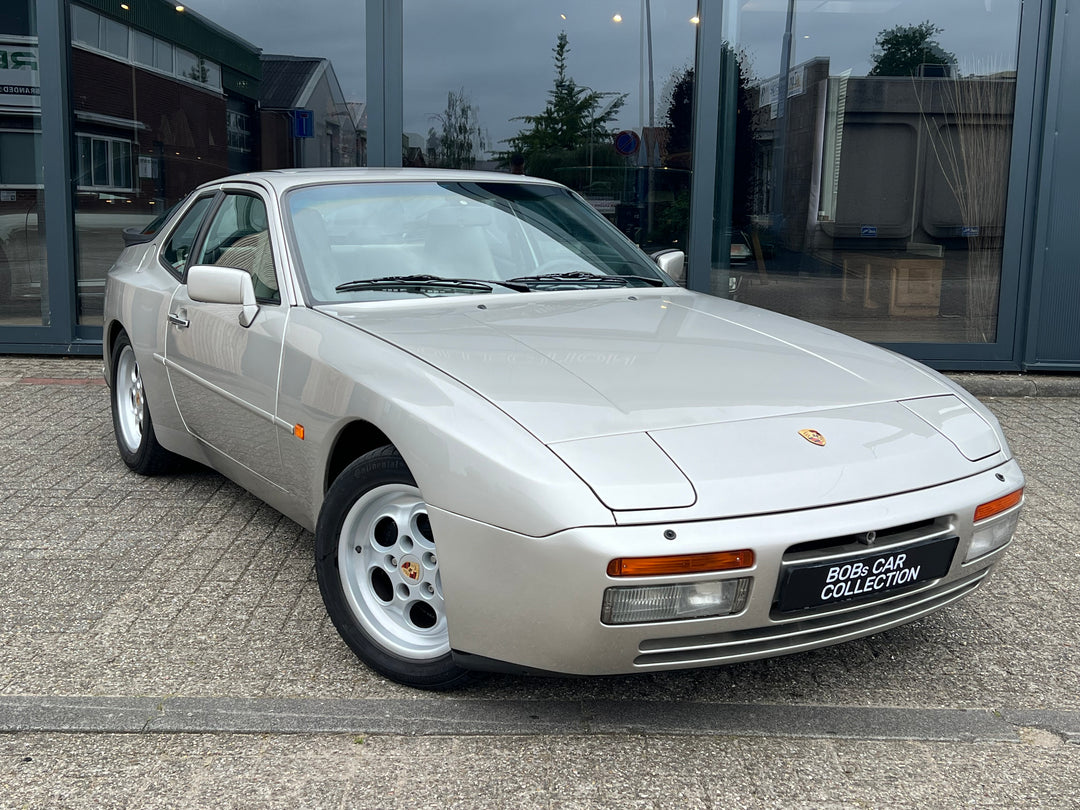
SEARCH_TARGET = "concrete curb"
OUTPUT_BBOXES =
[945,373,1080,398]
[4,695,1077,742]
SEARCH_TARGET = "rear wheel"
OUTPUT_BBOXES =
[315,446,470,689]
[110,332,176,475]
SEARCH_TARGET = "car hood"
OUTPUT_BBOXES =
[321,288,1006,517]
[320,287,954,445]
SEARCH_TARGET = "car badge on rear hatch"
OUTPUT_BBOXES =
[798,429,826,446]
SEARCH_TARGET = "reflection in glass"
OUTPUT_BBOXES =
[69,1,257,323]
[286,180,668,304]
[0,0,45,326]
[719,0,1021,344]
[404,2,697,254]
[66,1,366,324]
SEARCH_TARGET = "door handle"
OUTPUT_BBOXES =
[168,312,190,328]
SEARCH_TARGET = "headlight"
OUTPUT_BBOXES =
[966,509,1021,562]
[601,577,752,625]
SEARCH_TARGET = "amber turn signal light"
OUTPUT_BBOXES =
[607,549,755,577]
[974,487,1023,522]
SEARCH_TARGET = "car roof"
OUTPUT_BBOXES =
[201,167,565,195]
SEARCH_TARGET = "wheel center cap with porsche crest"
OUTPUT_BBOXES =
[399,557,422,584]
[798,429,826,446]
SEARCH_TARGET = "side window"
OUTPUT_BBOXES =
[160,195,215,278]
[196,192,280,304]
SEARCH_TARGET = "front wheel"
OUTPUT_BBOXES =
[110,332,176,475]
[315,446,470,689]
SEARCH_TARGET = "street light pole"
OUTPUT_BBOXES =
[646,0,655,132]
[639,0,656,244]
[638,0,656,162]
[772,0,796,236]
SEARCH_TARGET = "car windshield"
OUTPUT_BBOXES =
[285,180,670,303]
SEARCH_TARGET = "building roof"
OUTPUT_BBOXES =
[259,55,327,109]
[346,102,367,131]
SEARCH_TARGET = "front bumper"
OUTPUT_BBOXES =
[430,459,1023,676]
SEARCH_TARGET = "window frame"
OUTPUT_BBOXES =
[157,192,219,282]
[68,3,222,92]
[226,110,251,153]
[75,133,135,192]
[195,190,281,305]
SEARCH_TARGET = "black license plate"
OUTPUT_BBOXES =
[777,536,959,613]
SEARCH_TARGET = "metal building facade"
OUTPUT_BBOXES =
[2,0,1076,370]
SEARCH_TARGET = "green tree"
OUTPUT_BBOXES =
[428,89,486,169]
[869,21,956,77]
[657,52,755,244]
[660,65,694,163]
[502,32,626,171]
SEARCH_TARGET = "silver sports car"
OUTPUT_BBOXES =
[104,169,1024,689]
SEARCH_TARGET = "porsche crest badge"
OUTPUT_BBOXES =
[798,429,826,446]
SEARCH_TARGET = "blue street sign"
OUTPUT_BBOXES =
[614,130,640,156]
[293,109,314,138]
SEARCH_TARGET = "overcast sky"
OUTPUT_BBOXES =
[190,0,1022,155]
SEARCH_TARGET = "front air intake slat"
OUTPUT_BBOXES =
[634,570,984,667]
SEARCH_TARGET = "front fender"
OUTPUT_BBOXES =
[278,308,615,536]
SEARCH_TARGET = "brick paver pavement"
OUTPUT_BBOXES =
[0,357,1077,808]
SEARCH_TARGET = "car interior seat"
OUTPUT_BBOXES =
[423,203,498,280]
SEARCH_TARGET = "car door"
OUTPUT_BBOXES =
[164,186,287,484]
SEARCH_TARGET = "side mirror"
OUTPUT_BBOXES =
[651,249,685,286]
[187,264,260,327]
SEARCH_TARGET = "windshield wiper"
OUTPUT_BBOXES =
[335,274,529,294]
[506,271,666,289]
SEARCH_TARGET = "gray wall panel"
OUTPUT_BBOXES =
[1031,0,1080,366]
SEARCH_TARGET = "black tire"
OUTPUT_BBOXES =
[315,445,471,690]
[110,331,177,476]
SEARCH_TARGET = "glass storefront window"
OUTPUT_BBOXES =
[67,0,366,324]
[713,0,1022,344]
[403,2,698,256]
[0,0,45,327]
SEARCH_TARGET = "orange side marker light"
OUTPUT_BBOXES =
[607,549,755,577]
[974,487,1023,522]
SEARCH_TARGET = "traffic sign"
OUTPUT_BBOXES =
[614,130,640,156]
[293,109,314,138]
